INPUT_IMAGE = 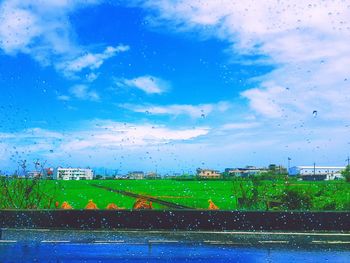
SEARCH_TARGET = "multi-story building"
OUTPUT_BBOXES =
[225,166,268,177]
[196,168,221,179]
[27,168,55,179]
[56,168,93,180]
[127,171,145,180]
[26,171,43,179]
[288,166,345,181]
[146,172,161,179]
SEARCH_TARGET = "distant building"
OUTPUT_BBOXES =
[104,175,116,180]
[56,168,93,180]
[127,171,145,180]
[196,168,221,179]
[224,168,242,176]
[27,171,43,179]
[44,168,54,179]
[288,166,345,181]
[146,172,161,179]
[225,166,267,177]
[26,168,54,179]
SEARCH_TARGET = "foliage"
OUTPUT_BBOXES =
[0,177,58,209]
[341,165,350,182]
[268,164,288,175]
[246,172,285,181]
[343,201,350,210]
[322,201,337,210]
[171,174,196,181]
[279,188,312,210]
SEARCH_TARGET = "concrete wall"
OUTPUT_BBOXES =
[0,210,349,231]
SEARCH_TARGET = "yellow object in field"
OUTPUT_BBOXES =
[61,201,72,210]
[106,203,119,210]
[208,199,219,210]
[85,199,98,209]
[133,198,153,209]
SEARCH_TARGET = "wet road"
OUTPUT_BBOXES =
[0,229,349,262]
[0,240,349,262]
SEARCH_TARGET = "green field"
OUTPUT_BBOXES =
[36,179,350,211]
[1,178,349,211]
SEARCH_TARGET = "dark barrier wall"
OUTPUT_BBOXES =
[0,210,349,231]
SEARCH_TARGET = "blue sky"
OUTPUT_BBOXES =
[0,0,350,174]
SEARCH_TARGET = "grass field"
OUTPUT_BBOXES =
[39,179,350,211]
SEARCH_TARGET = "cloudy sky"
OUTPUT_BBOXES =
[0,0,350,174]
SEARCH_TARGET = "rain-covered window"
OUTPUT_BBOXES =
[0,1,349,262]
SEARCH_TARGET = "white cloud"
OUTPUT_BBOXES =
[220,122,260,130]
[0,1,129,80]
[69,85,100,101]
[0,121,209,160]
[241,85,286,118]
[2,120,349,172]
[60,121,209,151]
[58,45,130,77]
[0,0,94,62]
[119,101,230,118]
[138,0,350,121]
[57,95,71,101]
[116,75,170,94]
[0,121,210,172]
[86,72,100,82]
[0,6,41,54]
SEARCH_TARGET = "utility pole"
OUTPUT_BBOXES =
[313,162,316,176]
[346,156,350,167]
[287,157,291,170]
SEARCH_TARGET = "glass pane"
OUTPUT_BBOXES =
[0,1,349,261]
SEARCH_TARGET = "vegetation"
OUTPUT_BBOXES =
[0,176,58,209]
[280,188,312,210]
[1,177,349,211]
[341,165,350,182]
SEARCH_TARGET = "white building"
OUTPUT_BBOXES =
[196,168,221,179]
[146,172,161,179]
[225,166,268,177]
[288,166,345,181]
[127,171,145,180]
[27,171,43,179]
[56,168,93,180]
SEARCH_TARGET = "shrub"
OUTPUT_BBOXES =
[341,165,350,182]
[280,188,312,210]
[322,201,337,210]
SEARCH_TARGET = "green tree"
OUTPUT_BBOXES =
[268,164,277,174]
[341,165,350,182]
[94,174,103,180]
